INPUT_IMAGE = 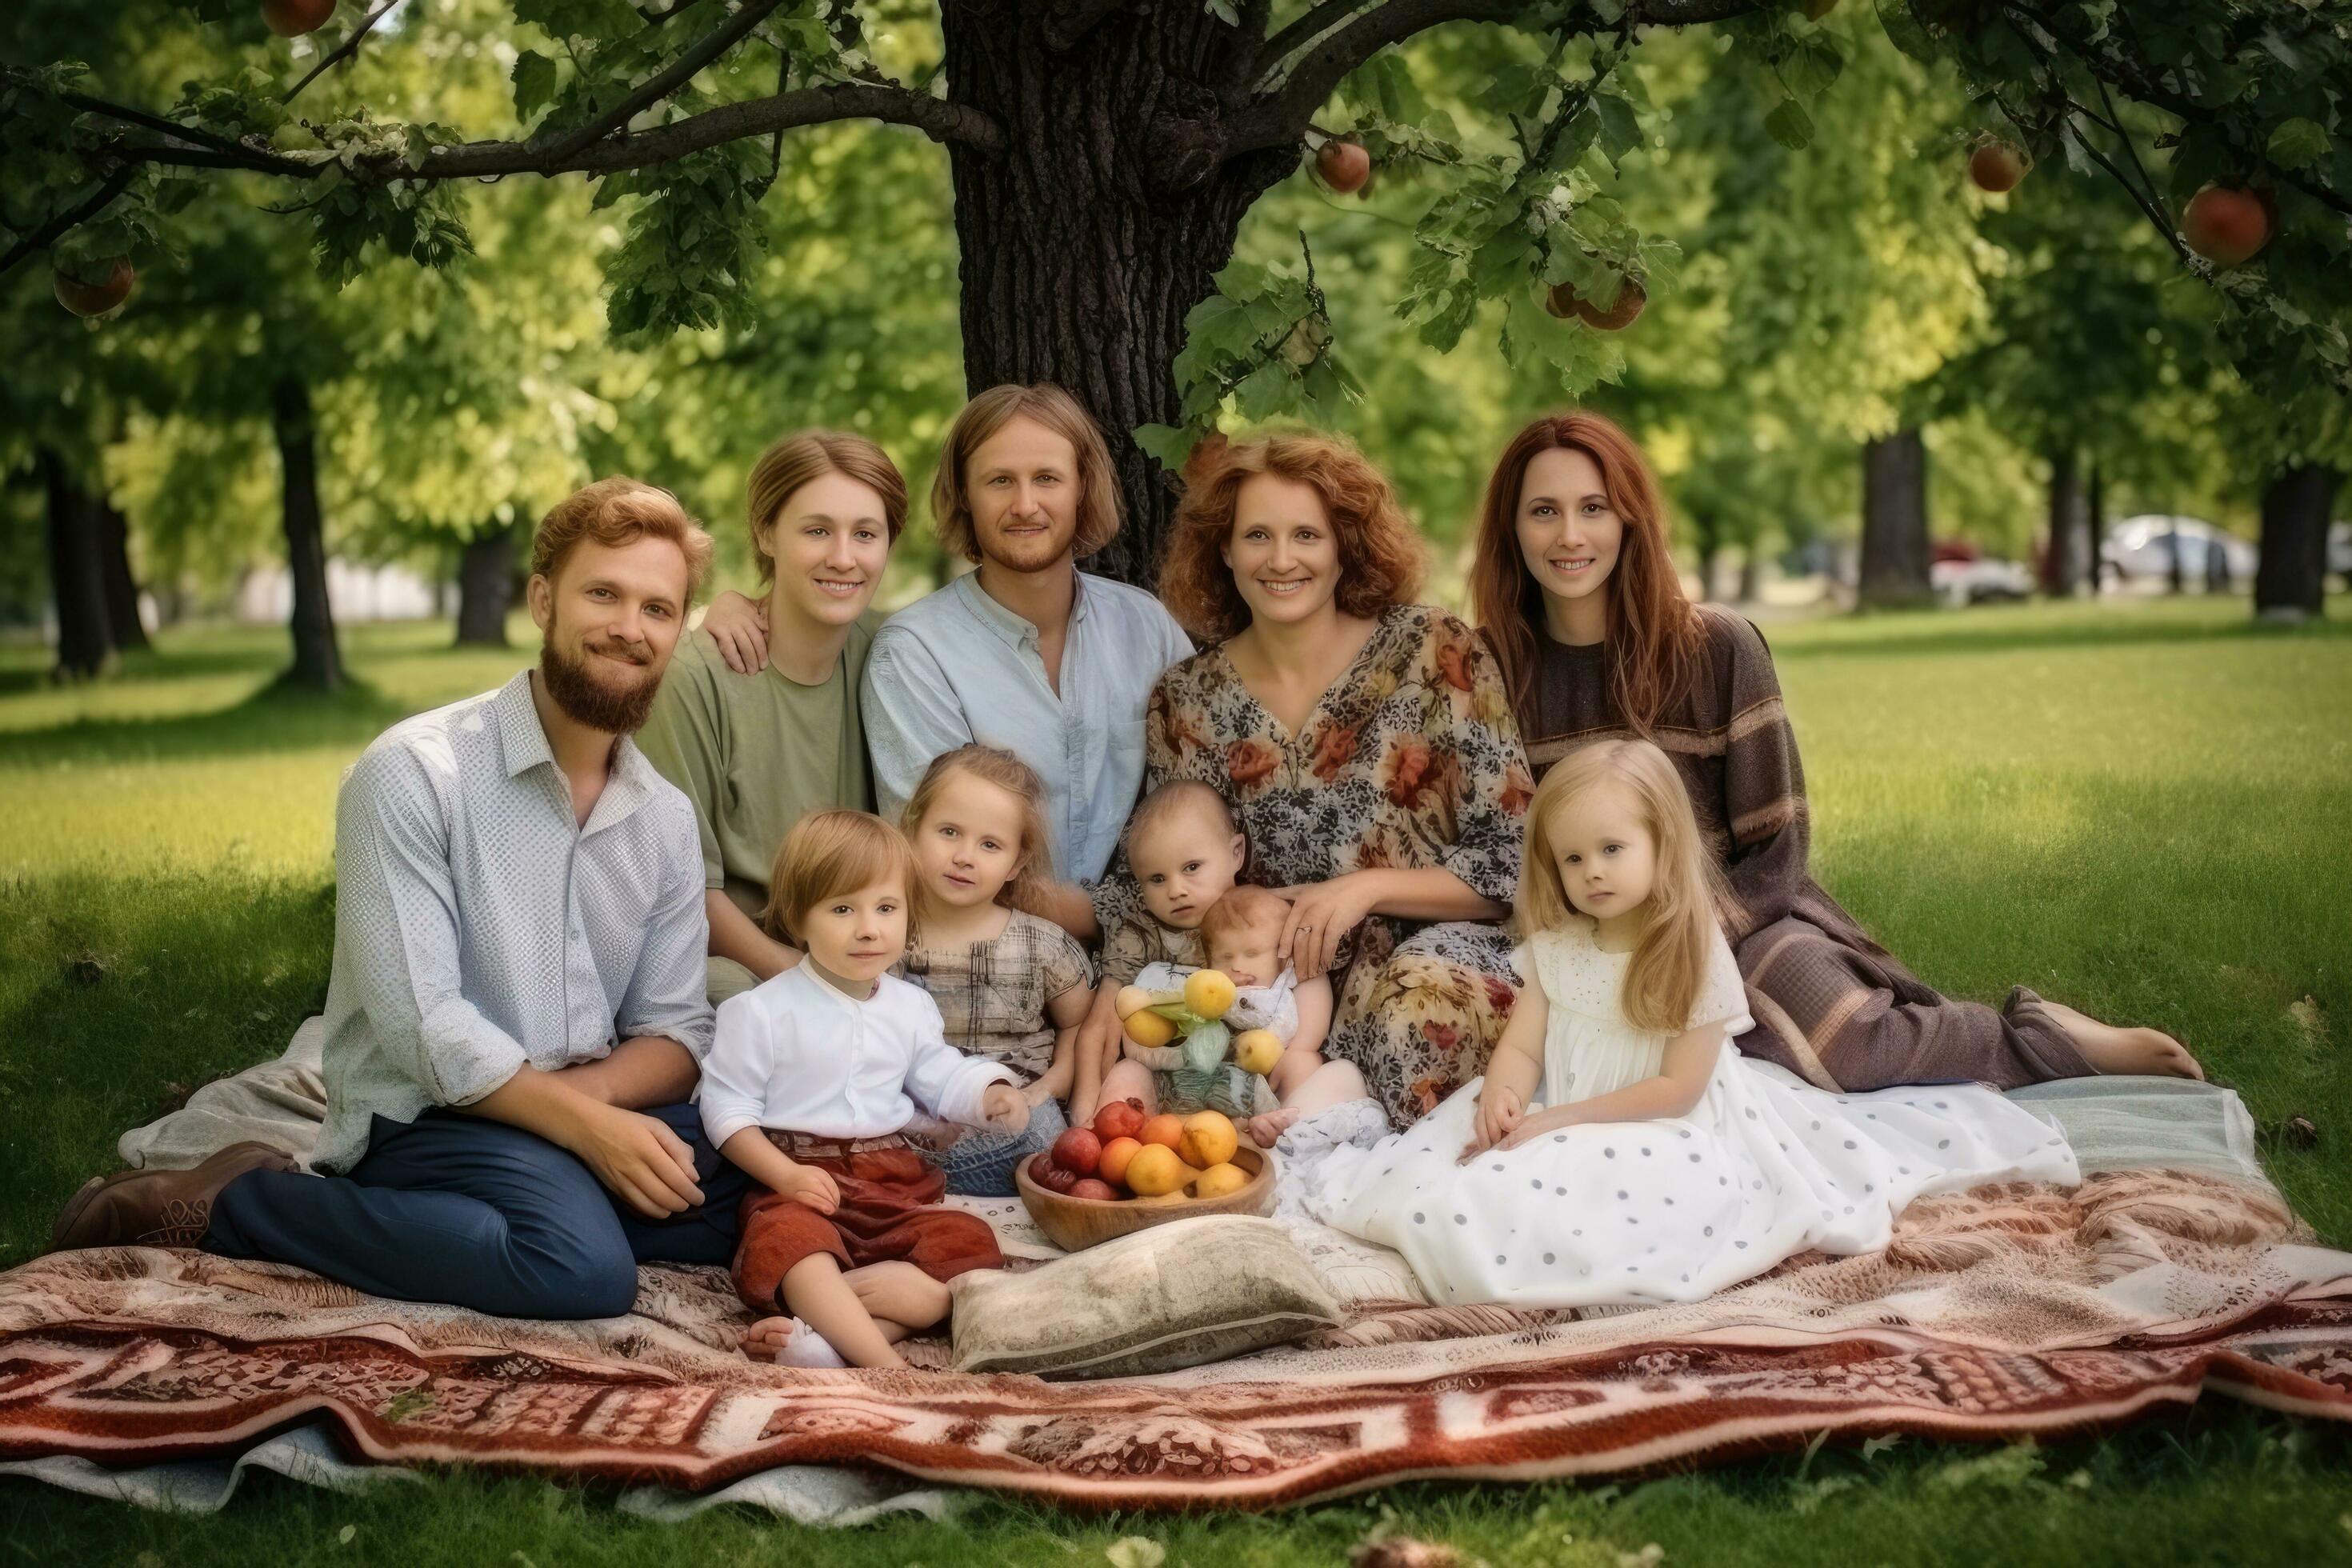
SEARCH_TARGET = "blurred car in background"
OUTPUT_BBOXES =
[2103,515,2258,587]
[1930,539,2035,605]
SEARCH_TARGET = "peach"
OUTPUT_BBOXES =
[1138,1114,1185,1150]
[1098,1135,1142,1188]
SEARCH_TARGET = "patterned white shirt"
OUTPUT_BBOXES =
[698,962,1016,1148]
[313,671,714,1172]
[860,570,1194,886]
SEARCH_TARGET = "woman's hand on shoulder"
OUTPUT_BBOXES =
[698,590,769,675]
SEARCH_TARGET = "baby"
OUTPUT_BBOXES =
[1093,783,1366,1146]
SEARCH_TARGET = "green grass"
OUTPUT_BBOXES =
[2,598,2350,1564]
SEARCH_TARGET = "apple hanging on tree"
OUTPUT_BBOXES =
[262,0,337,38]
[2182,185,2274,267]
[52,257,134,318]
[1314,138,1371,196]
[1967,138,2029,194]
[1543,276,1646,332]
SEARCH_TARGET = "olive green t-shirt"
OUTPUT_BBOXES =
[638,613,881,926]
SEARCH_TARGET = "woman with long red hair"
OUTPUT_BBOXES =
[1468,411,2202,1091]
[1080,431,1534,1130]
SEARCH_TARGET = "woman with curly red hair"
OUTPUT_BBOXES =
[1468,410,2201,1091]
[1081,432,1535,1130]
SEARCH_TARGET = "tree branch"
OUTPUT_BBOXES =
[54,86,313,173]
[540,0,789,163]
[1256,0,1371,85]
[0,167,135,279]
[282,0,406,106]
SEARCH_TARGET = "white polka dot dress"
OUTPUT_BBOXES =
[1302,923,2080,1309]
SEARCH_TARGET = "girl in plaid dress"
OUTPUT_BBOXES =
[897,746,1097,1194]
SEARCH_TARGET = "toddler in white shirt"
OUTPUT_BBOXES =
[701,810,1026,1369]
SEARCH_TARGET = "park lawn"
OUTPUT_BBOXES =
[2,595,2348,1564]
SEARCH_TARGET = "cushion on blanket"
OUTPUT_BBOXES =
[949,1215,1341,1379]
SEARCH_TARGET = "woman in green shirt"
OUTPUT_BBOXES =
[638,431,904,1002]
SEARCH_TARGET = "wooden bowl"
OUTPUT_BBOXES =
[1015,1145,1276,1253]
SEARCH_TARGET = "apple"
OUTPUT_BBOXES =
[1543,278,1646,332]
[1314,138,1371,196]
[1091,1098,1146,1142]
[1026,1153,1078,1194]
[2182,185,2272,267]
[1051,1126,1103,1179]
[1138,1113,1186,1150]
[1098,1135,1142,1188]
[1967,139,2027,194]
[262,0,338,37]
[53,258,134,318]
[1068,1178,1119,1202]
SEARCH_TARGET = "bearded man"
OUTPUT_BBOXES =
[49,479,754,1319]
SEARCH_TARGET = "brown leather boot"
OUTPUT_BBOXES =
[49,1141,302,1252]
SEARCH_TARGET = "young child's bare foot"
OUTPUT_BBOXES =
[741,1314,849,1369]
[2045,1000,2205,1081]
[847,1261,953,1331]
[1245,1106,1301,1149]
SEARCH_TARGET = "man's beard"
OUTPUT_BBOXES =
[539,630,662,734]
[976,513,1078,574]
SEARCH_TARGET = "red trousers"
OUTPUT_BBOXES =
[730,1139,1002,1315]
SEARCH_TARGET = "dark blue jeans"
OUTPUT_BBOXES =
[205,1103,751,1320]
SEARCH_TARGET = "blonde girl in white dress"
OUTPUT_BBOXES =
[1304,738,2078,1309]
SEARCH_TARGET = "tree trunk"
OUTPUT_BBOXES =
[38,446,115,681]
[1736,546,1762,603]
[94,493,150,651]
[270,375,346,690]
[455,523,518,646]
[2044,448,2090,597]
[1858,428,1932,609]
[2254,464,2334,622]
[2086,460,2105,594]
[938,5,1293,586]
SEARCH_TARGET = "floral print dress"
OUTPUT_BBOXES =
[1103,604,1534,1127]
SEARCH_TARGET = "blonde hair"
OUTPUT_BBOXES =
[1518,738,1722,1034]
[1201,884,1289,953]
[930,383,1122,566]
[531,478,715,602]
[898,745,1055,917]
[1123,780,1236,856]
[759,810,914,946]
[746,430,908,584]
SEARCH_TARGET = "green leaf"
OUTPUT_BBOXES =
[1764,99,1814,150]
[1235,359,1293,422]
[1204,0,1240,23]
[1593,93,1643,163]
[1134,422,1198,471]
[1876,0,1936,61]
[2266,118,2329,170]
[1184,294,1260,362]
[1780,34,1845,100]
[511,51,558,125]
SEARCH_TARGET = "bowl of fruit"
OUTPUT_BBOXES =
[1016,1101,1276,1252]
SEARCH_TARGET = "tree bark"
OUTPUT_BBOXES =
[2254,463,2334,622]
[938,2,1294,586]
[2044,448,2090,597]
[94,493,150,651]
[2086,459,2105,594]
[1737,545,1762,603]
[455,523,518,646]
[38,446,115,681]
[270,375,346,690]
[1858,428,1932,609]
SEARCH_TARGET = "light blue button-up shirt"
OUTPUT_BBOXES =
[860,570,1194,886]
[313,671,714,1172]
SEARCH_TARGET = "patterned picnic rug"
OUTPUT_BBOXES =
[2,1167,2349,1510]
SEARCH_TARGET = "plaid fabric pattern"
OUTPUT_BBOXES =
[900,910,1091,1082]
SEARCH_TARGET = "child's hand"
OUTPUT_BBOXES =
[1460,1085,1524,1162]
[1494,1105,1575,1152]
[778,1164,840,1214]
[981,1082,1030,1134]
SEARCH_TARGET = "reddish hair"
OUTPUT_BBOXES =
[1468,412,1699,735]
[1158,431,1426,644]
[530,478,715,602]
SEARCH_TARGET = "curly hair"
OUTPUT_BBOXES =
[530,478,714,602]
[1158,430,1426,644]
